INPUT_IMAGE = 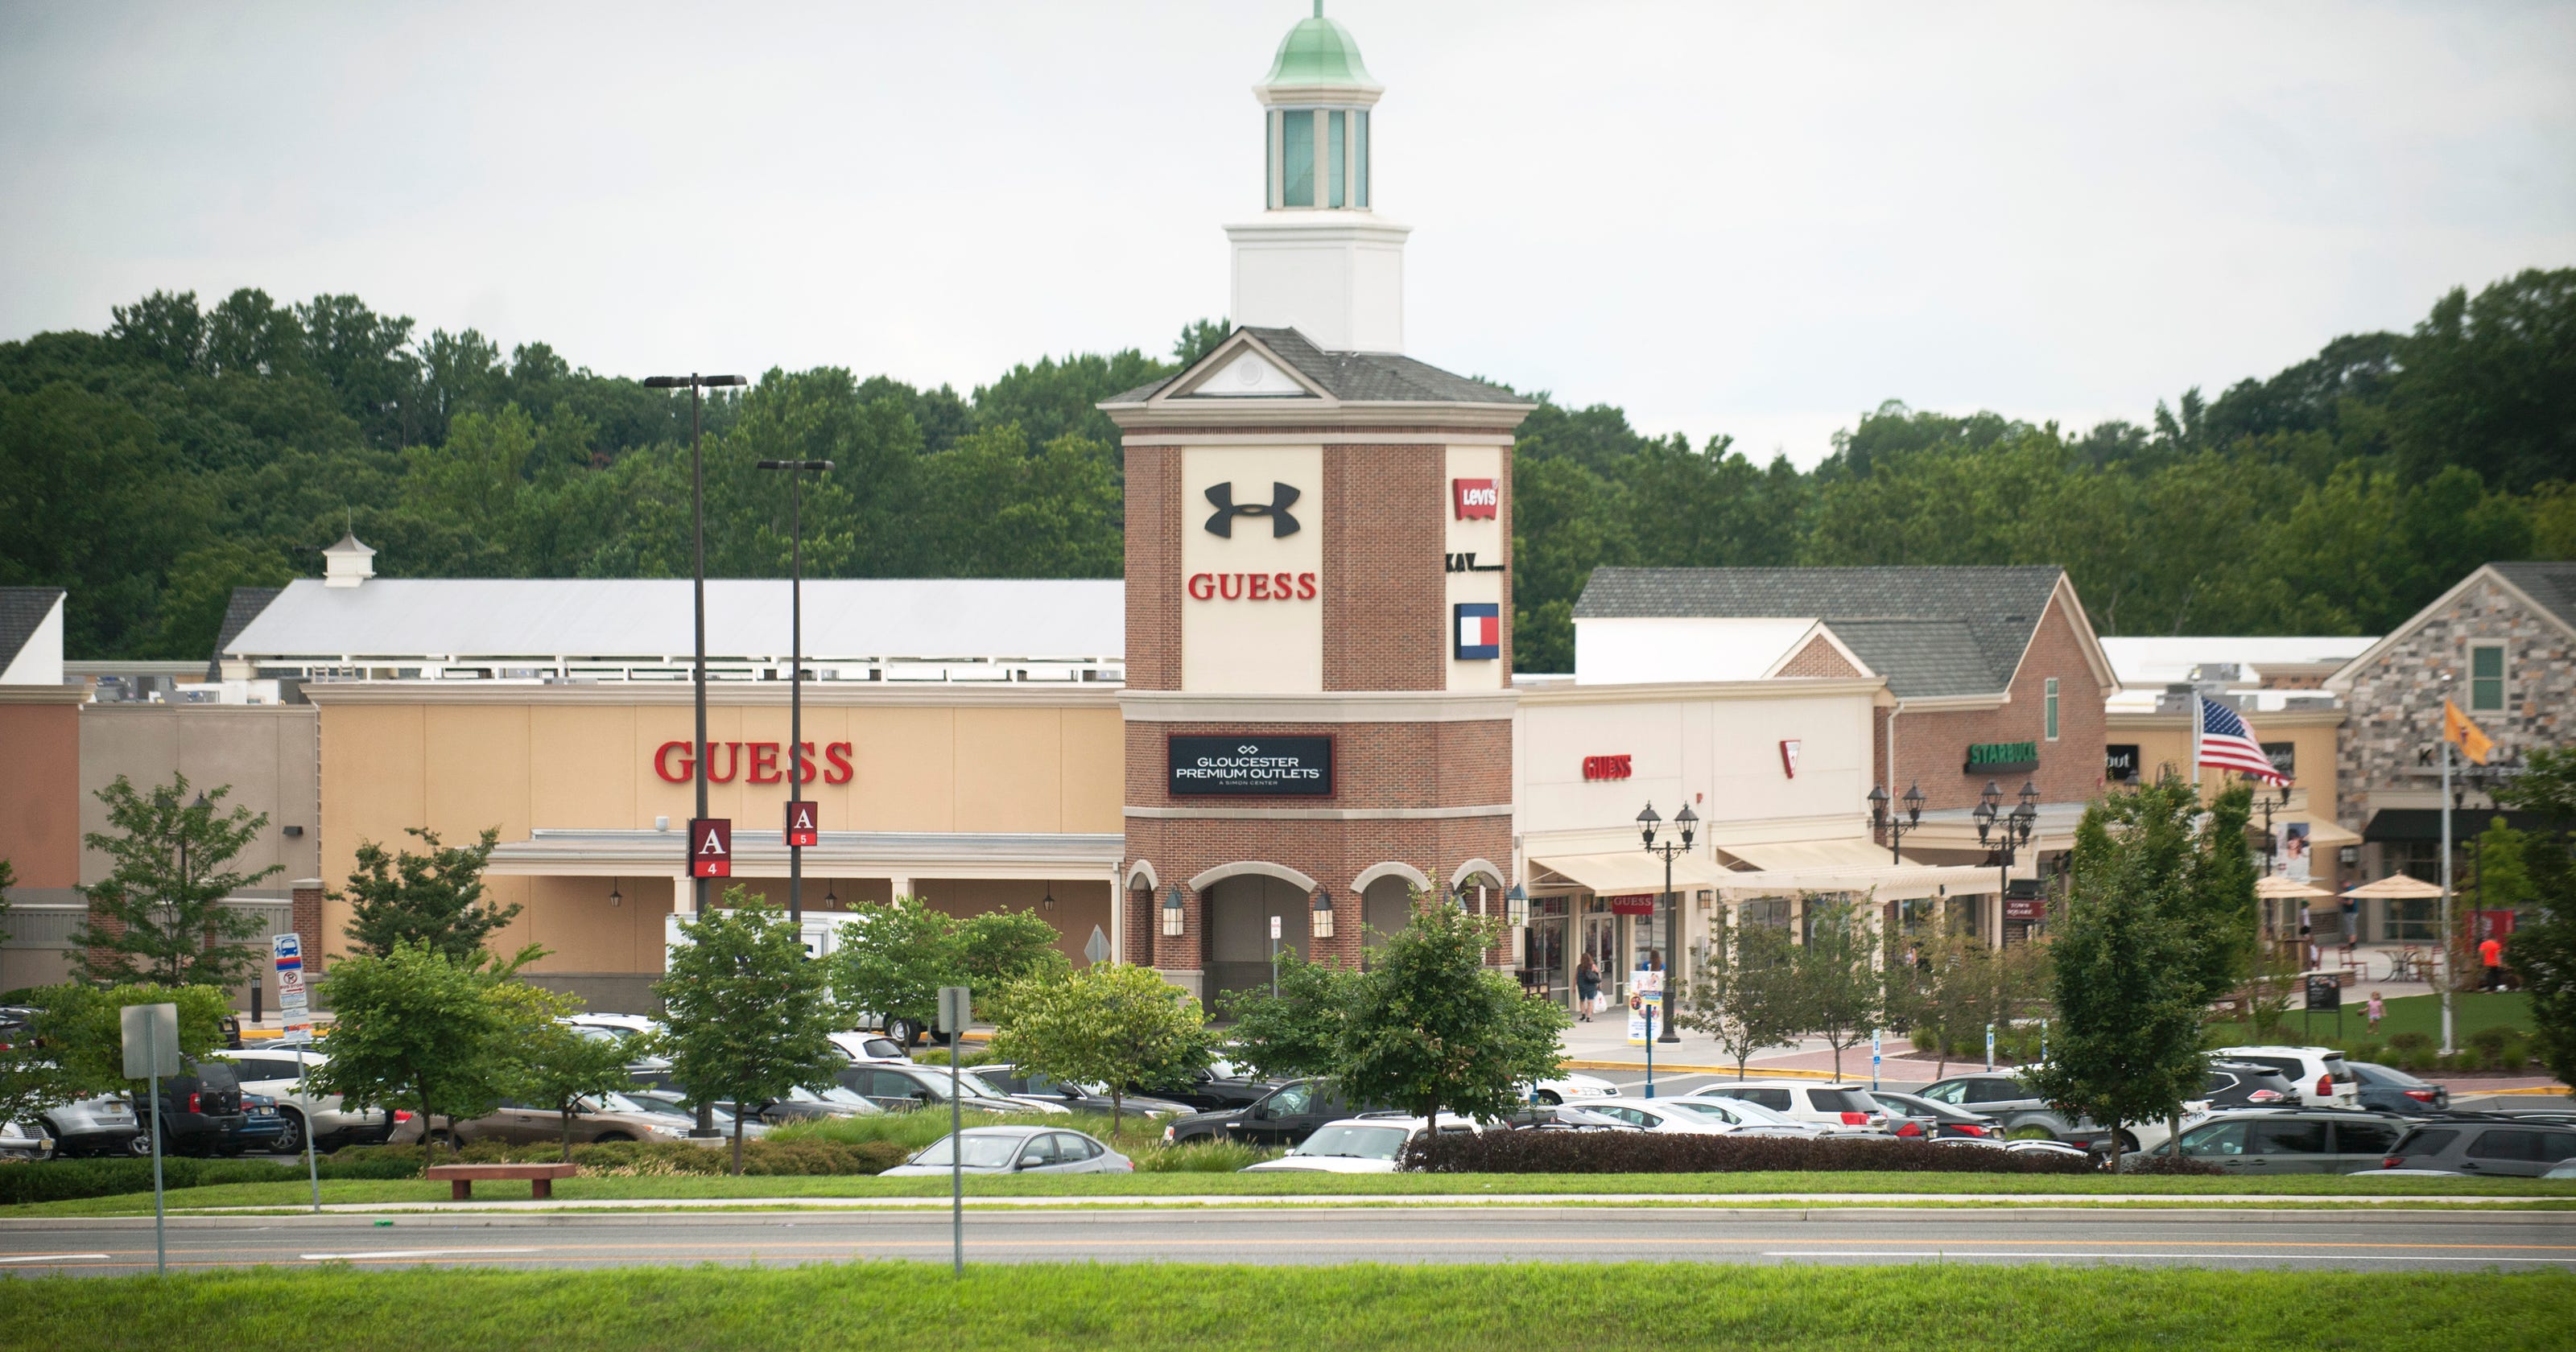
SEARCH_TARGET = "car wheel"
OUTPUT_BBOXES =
[125,1131,155,1158]
[592,1132,634,1144]
[275,1110,307,1156]
[1534,1090,1563,1107]
[886,1017,920,1047]
[2116,1131,2141,1154]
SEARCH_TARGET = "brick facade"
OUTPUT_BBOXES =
[1871,592,2108,814]
[1776,633,1861,679]
[1122,445,1183,691]
[2335,570,2576,827]
[1323,442,1449,690]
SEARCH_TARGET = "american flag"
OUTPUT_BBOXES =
[2197,697,2289,785]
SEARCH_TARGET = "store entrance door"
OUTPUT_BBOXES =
[1580,906,1619,1001]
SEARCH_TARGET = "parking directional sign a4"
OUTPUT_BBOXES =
[689,818,733,878]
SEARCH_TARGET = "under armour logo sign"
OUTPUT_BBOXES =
[1204,481,1301,538]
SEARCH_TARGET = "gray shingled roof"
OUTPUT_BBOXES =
[1575,566,2068,699]
[2491,562,2576,631]
[207,585,284,679]
[1104,326,1529,406]
[0,587,64,674]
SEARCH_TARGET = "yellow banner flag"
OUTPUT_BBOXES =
[2443,699,2494,765]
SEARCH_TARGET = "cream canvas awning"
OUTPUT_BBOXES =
[2293,818,2362,848]
[1527,852,1733,894]
[1710,862,2017,901]
[1719,838,1913,872]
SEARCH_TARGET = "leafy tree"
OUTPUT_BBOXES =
[1220,954,1358,1079]
[0,855,14,933]
[655,892,842,1173]
[1681,913,1805,1078]
[2499,747,2576,1085]
[10,983,232,1132]
[827,896,960,1045]
[1331,901,1568,1135]
[1907,933,2053,1074]
[516,1024,642,1161]
[72,774,279,988]
[987,962,1215,1133]
[2027,800,2211,1171]
[956,908,1071,1006]
[307,943,559,1163]
[1793,897,1883,1079]
[337,826,518,963]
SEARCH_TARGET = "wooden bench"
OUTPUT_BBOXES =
[423,1161,577,1201]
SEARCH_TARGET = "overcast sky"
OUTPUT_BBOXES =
[3,2,2571,467]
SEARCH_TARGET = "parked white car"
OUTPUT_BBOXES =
[1682,1081,1892,1133]
[208,1047,394,1153]
[562,1013,663,1044]
[1527,1073,1620,1104]
[1582,1098,1814,1136]
[827,1030,914,1064]
[2207,1045,2361,1108]
[1,1117,53,1160]
[1240,1115,1483,1173]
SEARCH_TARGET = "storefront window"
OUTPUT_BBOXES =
[1738,897,1792,930]
[2471,644,2506,712]
[2386,898,2438,942]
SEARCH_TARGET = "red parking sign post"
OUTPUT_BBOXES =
[689,818,732,879]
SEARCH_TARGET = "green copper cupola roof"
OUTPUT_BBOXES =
[1261,13,1378,90]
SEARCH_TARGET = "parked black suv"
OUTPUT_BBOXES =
[1163,1078,1361,1147]
[130,1057,248,1156]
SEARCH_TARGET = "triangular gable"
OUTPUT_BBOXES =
[1998,572,2120,697]
[2326,563,2576,690]
[1761,620,1876,681]
[1156,329,1330,402]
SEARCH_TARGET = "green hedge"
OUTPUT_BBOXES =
[0,1156,420,1207]
[330,1138,908,1177]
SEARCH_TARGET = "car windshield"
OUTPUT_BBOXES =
[960,1070,1020,1099]
[586,1092,657,1116]
[1662,1100,1746,1124]
[629,1092,735,1125]
[912,1133,1029,1169]
[1695,1096,1804,1127]
[2323,1055,2356,1083]
[791,1084,876,1108]
[1291,1125,1410,1160]
[2353,1062,2427,1088]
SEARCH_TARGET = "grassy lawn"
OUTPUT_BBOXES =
[3,1263,2569,1351]
[10,1169,2573,1218]
[2203,990,2537,1053]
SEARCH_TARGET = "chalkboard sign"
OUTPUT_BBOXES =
[1167,735,1334,797]
[2304,973,2342,1012]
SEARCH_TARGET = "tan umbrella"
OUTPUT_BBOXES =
[2256,876,2334,900]
[2342,875,2446,900]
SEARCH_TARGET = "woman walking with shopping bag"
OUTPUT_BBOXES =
[1575,953,1601,1021]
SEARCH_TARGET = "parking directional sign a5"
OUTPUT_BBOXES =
[689,818,733,878]
[785,800,819,848]
[272,932,302,971]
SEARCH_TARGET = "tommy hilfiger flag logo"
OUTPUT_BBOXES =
[1454,603,1500,660]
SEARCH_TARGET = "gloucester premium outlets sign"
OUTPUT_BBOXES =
[655,740,855,785]
[1167,735,1334,797]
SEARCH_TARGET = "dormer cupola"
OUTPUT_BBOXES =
[1258,10,1381,212]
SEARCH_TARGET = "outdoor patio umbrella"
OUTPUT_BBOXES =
[2339,876,2446,899]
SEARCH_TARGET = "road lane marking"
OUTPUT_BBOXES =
[298,1247,542,1260]
[0,1253,111,1263]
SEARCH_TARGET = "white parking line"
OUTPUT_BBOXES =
[0,1253,111,1263]
[297,1247,542,1260]
[1763,1251,2576,1263]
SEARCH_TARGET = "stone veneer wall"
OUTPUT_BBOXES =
[2336,571,2576,826]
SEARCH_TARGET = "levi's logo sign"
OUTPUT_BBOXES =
[1453,478,1497,519]
[1204,481,1301,538]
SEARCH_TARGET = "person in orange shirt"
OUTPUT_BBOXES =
[2479,936,2506,991]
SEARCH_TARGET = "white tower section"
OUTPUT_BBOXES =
[1226,11,1409,354]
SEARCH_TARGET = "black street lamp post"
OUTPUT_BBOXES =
[1973,779,2040,936]
[643,372,745,1138]
[2247,784,2288,878]
[1866,782,1926,864]
[1637,802,1696,1045]
[756,457,833,929]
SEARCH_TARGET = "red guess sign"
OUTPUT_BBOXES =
[1582,754,1633,781]
[656,741,852,785]
[785,800,819,848]
[1453,478,1498,519]
[688,818,732,878]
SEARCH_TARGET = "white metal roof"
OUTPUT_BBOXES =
[2099,636,2374,687]
[225,578,1124,662]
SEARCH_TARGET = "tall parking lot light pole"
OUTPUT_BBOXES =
[1637,802,1695,1045]
[645,372,745,1139]
[756,457,833,929]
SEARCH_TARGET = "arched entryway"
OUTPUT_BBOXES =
[1360,876,1414,950]
[1204,873,1311,1008]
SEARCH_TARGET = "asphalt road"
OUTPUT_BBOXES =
[6,1207,2570,1276]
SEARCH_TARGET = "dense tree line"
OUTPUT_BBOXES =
[1,271,2567,664]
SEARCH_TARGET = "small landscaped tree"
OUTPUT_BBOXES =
[338,826,519,962]
[656,891,841,1173]
[1794,896,1884,1080]
[12,983,232,1134]
[1682,913,1806,1079]
[307,942,562,1163]
[72,773,279,988]
[988,961,1215,1133]
[2498,746,2576,1086]
[827,896,960,1045]
[517,1023,642,1160]
[1332,901,1568,1136]
[956,908,1071,1005]
[1220,953,1357,1080]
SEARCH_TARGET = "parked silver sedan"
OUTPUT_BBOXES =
[880,1126,1133,1176]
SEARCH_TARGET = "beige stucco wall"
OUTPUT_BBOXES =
[2106,705,2348,883]
[308,686,1125,975]
[78,703,320,888]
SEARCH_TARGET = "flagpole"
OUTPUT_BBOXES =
[2190,695,2204,793]
[2439,729,2455,1056]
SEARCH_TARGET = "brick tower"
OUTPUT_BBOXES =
[1103,10,1533,1004]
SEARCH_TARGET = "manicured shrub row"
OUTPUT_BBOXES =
[1402,1131,2100,1175]
[330,1137,909,1177]
[2115,1152,2227,1176]
[0,1155,420,1206]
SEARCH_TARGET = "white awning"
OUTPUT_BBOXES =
[1719,838,1908,872]
[1711,862,2020,901]
[1527,852,1733,893]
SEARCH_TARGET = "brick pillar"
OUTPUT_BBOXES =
[291,879,325,976]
